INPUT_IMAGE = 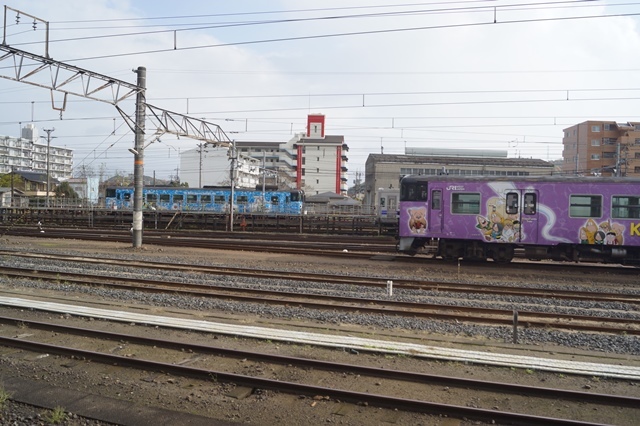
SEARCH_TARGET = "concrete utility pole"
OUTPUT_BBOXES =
[10,165,14,207]
[42,128,55,207]
[132,66,146,248]
[229,141,236,231]
[198,143,204,188]
[262,151,266,203]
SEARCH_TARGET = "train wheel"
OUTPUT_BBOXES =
[491,245,514,263]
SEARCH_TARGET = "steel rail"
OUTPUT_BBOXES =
[1,250,638,304]
[1,265,638,335]
[0,314,636,409]
[0,335,615,426]
[3,227,639,277]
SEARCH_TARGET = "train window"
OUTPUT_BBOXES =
[524,193,537,215]
[174,194,184,203]
[431,190,441,210]
[187,194,198,203]
[451,193,480,214]
[105,188,116,198]
[201,195,212,203]
[123,192,131,201]
[271,195,280,204]
[214,195,225,204]
[237,195,248,204]
[379,197,386,208]
[160,194,170,203]
[290,192,300,202]
[400,182,428,201]
[612,196,640,219]
[146,193,157,202]
[569,195,602,218]
[505,192,519,215]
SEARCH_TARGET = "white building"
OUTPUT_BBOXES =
[179,145,261,188]
[0,124,73,179]
[177,115,349,195]
[280,114,348,195]
[67,177,100,203]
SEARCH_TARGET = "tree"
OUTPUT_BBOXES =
[0,173,24,190]
[55,181,79,199]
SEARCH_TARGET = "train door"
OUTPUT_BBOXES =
[429,188,443,233]
[504,190,539,244]
[386,193,398,220]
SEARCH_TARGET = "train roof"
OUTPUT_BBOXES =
[401,175,640,184]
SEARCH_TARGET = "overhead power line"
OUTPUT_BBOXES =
[6,1,626,64]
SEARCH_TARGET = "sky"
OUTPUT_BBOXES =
[2,0,640,185]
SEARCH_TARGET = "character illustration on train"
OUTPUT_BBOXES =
[397,175,640,265]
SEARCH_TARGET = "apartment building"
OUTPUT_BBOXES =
[280,114,349,195]
[0,124,73,179]
[562,121,640,177]
[179,115,349,195]
[364,151,555,209]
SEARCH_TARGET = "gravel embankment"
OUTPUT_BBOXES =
[1,247,638,356]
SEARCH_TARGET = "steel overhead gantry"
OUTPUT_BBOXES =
[0,9,141,108]
[1,6,238,247]
[115,102,239,241]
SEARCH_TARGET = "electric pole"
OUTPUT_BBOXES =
[229,141,236,231]
[42,127,55,207]
[132,66,146,248]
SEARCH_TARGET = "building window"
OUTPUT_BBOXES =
[591,139,600,147]
[591,125,601,132]
[317,168,319,173]
[604,123,612,131]
[591,154,600,160]
[316,179,319,184]
[603,152,616,159]
[317,157,320,161]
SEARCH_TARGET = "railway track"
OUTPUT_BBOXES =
[2,250,639,303]
[0,254,638,335]
[0,313,637,425]
[2,227,639,277]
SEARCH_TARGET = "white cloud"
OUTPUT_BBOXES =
[1,0,640,182]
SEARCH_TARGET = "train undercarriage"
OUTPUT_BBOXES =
[399,237,640,266]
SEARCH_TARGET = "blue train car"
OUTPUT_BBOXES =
[398,175,640,264]
[105,186,304,214]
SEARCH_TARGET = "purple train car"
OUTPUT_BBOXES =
[398,175,640,264]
